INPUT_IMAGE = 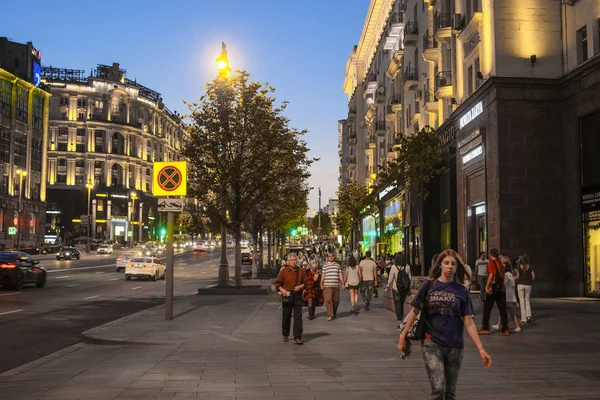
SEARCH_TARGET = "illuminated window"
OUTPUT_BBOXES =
[578,26,588,64]
[97,200,104,212]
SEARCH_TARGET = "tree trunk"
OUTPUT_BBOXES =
[234,224,242,287]
[267,230,272,272]
[417,196,425,277]
[258,230,264,270]
[251,231,259,279]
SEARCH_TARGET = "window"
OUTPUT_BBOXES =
[578,26,589,64]
[0,79,11,117]
[146,168,150,176]
[0,126,9,163]
[97,200,104,212]
[31,181,40,201]
[32,94,43,129]
[95,131,105,152]
[94,161,103,169]
[75,175,84,184]
[474,57,481,89]
[58,158,67,167]
[77,98,87,108]
[78,112,85,121]
[57,143,68,151]
[57,174,67,183]
[76,144,86,152]
[14,132,27,168]
[60,96,69,106]
[16,87,28,123]
[467,65,474,96]
[61,112,67,120]
[31,138,42,171]
[75,160,85,168]
[58,127,68,138]
[77,128,86,137]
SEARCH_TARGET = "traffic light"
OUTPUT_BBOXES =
[290,228,297,237]
[160,227,167,236]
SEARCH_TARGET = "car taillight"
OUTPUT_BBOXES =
[126,264,131,267]
[116,258,121,262]
[0,263,16,269]
[144,265,152,268]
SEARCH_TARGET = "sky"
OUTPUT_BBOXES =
[3,0,368,215]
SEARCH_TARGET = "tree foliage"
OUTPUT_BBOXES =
[336,181,375,249]
[311,211,333,237]
[184,70,314,286]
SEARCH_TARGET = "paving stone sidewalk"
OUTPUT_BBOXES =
[1,288,600,400]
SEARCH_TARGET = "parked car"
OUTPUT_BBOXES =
[241,251,253,265]
[56,247,81,260]
[97,244,113,254]
[0,252,46,289]
[125,257,166,281]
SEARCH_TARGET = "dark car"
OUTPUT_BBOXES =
[56,247,81,260]
[241,251,253,265]
[0,252,46,289]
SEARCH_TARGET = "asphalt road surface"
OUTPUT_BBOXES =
[0,247,232,373]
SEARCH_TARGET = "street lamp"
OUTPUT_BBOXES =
[216,42,231,287]
[130,191,137,247]
[86,182,93,253]
[15,169,27,251]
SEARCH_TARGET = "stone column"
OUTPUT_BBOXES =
[107,200,112,240]
[127,200,132,240]
[91,199,97,239]
[138,202,143,242]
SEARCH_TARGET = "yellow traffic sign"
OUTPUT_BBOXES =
[153,161,187,197]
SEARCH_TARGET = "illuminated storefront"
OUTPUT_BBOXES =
[361,214,377,256]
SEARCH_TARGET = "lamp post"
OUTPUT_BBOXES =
[216,42,231,287]
[86,182,93,253]
[15,169,27,251]
[130,191,137,248]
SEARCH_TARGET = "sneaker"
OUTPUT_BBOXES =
[477,329,490,335]
[282,336,289,342]
[294,338,304,345]
[511,327,522,333]
[492,324,500,330]
[327,316,333,321]
[501,330,509,336]
[526,317,531,323]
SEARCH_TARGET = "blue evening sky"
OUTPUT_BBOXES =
[3,0,367,214]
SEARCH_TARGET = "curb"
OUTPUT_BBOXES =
[78,333,170,346]
[197,284,273,295]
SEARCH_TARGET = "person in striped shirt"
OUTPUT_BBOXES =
[320,253,345,321]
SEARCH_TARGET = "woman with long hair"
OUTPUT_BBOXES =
[516,255,535,323]
[344,255,362,314]
[302,260,324,320]
[398,249,491,400]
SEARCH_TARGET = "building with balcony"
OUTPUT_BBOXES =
[0,38,49,250]
[42,62,186,244]
[341,0,600,297]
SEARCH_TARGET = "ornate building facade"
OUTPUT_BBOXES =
[42,63,186,244]
[342,0,600,296]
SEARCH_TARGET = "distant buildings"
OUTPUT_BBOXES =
[42,62,186,244]
[0,38,50,249]
[340,0,600,297]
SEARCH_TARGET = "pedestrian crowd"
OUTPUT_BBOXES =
[274,243,536,400]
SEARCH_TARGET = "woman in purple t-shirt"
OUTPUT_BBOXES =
[398,249,492,400]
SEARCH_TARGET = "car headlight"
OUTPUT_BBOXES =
[65,252,71,256]
[56,252,60,256]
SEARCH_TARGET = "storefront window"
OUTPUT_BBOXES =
[383,198,403,255]
[362,215,377,256]
[584,212,600,296]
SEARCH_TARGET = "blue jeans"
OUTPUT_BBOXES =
[421,339,463,400]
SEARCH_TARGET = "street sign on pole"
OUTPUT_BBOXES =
[157,198,185,213]
[8,227,16,235]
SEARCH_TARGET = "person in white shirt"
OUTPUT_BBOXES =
[359,250,378,311]
[386,252,412,329]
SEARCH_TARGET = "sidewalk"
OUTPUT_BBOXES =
[1,288,600,400]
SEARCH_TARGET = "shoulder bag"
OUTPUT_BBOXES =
[401,279,435,341]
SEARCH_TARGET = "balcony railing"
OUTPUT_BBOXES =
[405,21,418,35]
[375,120,387,131]
[436,13,452,29]
[404,67,418,82]
[436,71,453,88]
[424,89,438,103]
[392,93,402,104]
[423,34,438,49]
[390,11,403,24]
[398,0,407,12]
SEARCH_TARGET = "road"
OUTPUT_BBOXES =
[0,247,232,373]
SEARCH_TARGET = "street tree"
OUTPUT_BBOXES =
[336,180,375,250]
[376,126,445,275]
[311,211,333,237]
[184,70,314,287]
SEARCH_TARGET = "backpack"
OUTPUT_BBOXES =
[395,265,411,294]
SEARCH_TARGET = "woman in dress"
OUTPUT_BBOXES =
[344,255,362,314]
[398,249,492,400]
[303,260,324,320]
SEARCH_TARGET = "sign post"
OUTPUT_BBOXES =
[153,161,187,321]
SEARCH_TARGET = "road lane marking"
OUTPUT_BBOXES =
[132,286,142,290]
[56,276,70,279]
[84,295,99,300]
[0,309,23,316]
[65,283,81,287]
[109,277,120,281]
[48,264,114,273]
[0,292,21,297]
[94,272,105,274]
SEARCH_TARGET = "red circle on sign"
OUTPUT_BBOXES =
[157,165,182,192]
[29,220,34,228]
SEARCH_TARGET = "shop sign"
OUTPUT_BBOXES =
[392,217,401,228]
[462,145,483,164]
[581,184,600,213]
[378,186,394,200]
[475,204,486,215]
[459,101,483,129]
[439,125,456,147]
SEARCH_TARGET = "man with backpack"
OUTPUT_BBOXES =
[385,252,412,330]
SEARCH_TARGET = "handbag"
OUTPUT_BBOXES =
[490,260,504,292]
[281,268,300,305]
[401,280,434,341]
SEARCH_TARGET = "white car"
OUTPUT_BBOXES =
[97,245,113,254]
[125,257,166,281]
[115,252,138,272]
